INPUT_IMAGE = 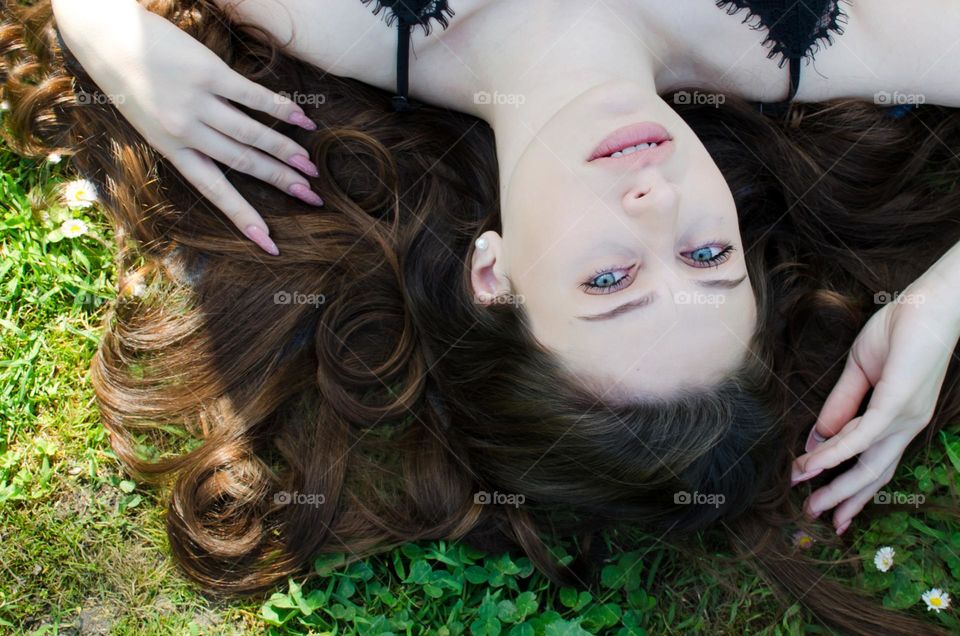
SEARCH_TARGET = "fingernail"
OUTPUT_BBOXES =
[805,427,828,453]
[836,520,851,536]
[289,112,317,131]
[791,467,824,487]
[288,154,319,177]
[288,183,324,206]
[243,224,280,256]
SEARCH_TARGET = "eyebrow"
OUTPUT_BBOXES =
[694,274,748,290]
[577,274,748,322]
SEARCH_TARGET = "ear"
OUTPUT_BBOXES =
[470,230,512,305]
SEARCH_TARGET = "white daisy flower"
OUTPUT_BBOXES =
[0,100,9,112]
[60,218,89,238]
[922,588,951,613]
[873,546,895,572]
[47,152,62,164]
[63,179,98,209]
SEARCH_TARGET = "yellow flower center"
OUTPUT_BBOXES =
[931,598,943,607]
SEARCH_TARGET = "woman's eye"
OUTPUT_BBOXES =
[593,272,620,287]
[684,244,735,268]
[580,268,632,294]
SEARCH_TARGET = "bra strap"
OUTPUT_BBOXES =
[391,22,419,112]
[362,0,454,112]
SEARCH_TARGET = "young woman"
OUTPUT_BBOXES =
[48,0,960,540]
[4,1,960,633]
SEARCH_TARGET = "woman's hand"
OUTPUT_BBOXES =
[791,249,960,535]
[52,0,324,256]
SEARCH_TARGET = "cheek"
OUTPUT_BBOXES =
[721,292,758,342]
[499,218,579,316]
[507,147,601,223]
[503,179,598,268]
[501,232,558,298]
[696,152,738,216]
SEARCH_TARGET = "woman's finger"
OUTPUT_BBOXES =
[802,434,904,520]
[207,97,320,179]
[212,71,317,131]
[808,350,872,451]
[830,459,900,535]
[793,410,881,476]
[191,124,324,207]
[166,149,279,256]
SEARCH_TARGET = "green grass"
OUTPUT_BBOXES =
[2,139,960,635]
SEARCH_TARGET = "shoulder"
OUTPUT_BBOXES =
[790,0,960,105]
[211,0,486,103]
[212,0,397,85]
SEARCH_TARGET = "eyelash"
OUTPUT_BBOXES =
[580,244,736,293]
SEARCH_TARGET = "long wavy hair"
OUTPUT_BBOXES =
[4,2,960,634]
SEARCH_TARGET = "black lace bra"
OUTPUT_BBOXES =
[365,0,849,112]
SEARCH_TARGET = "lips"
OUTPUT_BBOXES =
[587,122,674,167]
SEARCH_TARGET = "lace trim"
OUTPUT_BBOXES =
[715,0,850,67]
[360,0,455,36]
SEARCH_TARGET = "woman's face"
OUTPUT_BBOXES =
[472,84,758,399]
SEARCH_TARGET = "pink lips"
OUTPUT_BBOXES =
[587,122,674,166]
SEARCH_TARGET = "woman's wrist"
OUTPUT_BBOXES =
[51,0,144,68]
[910,240,960,332]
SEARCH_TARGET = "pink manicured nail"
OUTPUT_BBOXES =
[805,427,828,453]
[243,224,279,256]
[288,154,319,177]
[836,520,851,536]
[289,112,317,131]
[288,183,324,206]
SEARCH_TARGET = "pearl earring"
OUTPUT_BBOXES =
[475,237,488,251]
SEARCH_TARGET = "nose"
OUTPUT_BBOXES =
[621,173,679,219]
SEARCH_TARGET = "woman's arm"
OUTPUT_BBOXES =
[795,0,960,107]
[50,0,325,255]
